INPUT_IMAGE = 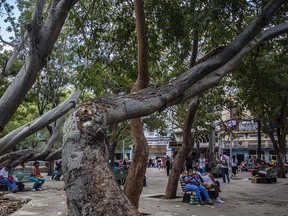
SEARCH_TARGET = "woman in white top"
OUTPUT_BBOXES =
[198,154,206,174]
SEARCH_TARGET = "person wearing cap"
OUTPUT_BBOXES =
[30,161,45,191]
[0,165,17,192]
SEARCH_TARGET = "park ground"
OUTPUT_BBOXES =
[2,168,288,216]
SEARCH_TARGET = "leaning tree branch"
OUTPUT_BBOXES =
[0,36,15,47]
[0,147,63,168]
[166,22,288,107]
[44,115,65,151]
[0,0,79,132]
[0,32,29,78]
[44,148,62,161]
[0,90,81,155]
[0,1,46,77]
[66,13,287,140]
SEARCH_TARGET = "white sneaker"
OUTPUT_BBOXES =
[37,188,42,191]
[216,197,224,204]
[32,188,36,191]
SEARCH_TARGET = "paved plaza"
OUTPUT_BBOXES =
[5,168,288,216]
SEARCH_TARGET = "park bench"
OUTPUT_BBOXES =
[179,177,217,203]
[0,170,33,191]
[114,170,147,187]
[262,168,278,183]
[114,170,128,186]
[251,168,278,184]
[14,170,33,191]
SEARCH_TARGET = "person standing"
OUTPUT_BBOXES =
[220,154,230,183]
[198,154,206,174]
[185,151,194,172]
[231,155,238,177]
[0,165,17,192]
[166,156,171,176]
[247,156,252,170]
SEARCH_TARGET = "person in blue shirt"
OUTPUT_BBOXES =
[184,169,214,205]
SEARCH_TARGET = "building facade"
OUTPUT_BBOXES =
[169,121,288,164]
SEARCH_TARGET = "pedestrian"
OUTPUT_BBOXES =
[185,151,194,172]
[247,156,252,170]
[231,155,238,177]
[198,154,206,174]
[220,153,230,183]
[148,157,153,168]
[166,156,171,176]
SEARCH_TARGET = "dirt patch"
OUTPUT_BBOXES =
[0,195,26,216]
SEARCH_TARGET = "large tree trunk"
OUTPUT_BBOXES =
[123,0,149,209]
[63,114,140,216]
[207,122,216,163]
[123,120,149,208]
[277,97,287,178]
[165,97,199,199]
[277,150,286,178]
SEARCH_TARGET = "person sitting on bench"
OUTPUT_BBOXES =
[201,171,224,203]
[51,161,62,181]
[0,165,17,193]
[184,169,214,205]
[30,161,45,191]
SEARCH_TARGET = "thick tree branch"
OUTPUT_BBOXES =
[167,22,288,106]
[72,23,288,135]
[0,32,29,78]
[0,0,79,132]
[44,115,65,151]
[0,90,81,155]
[0,36,15,47]
[0,148,62,168]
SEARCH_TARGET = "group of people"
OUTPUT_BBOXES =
[148,156,172,176]
[0,165,17,192]
[185,152,208,174]
[0,160,62,193]
[185,152,240,184]
[183,168,224,205]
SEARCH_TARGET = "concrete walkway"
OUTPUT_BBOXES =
[6,168,288,216]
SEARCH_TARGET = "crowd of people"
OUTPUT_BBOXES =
[147,156,172,176]
[0,160,63,193]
